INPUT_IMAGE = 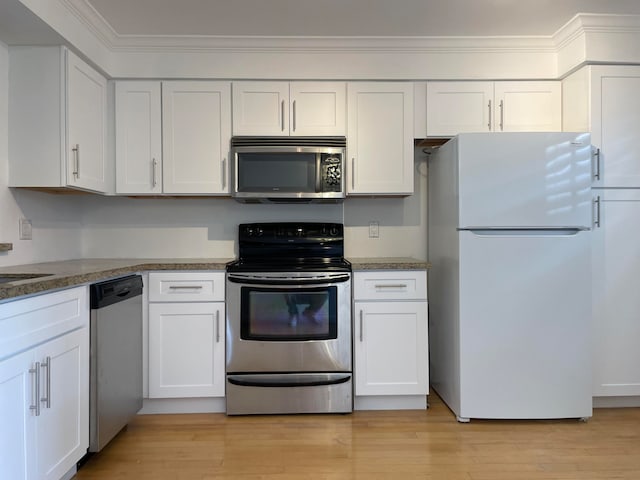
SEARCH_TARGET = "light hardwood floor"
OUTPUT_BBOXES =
[75,393,640,479]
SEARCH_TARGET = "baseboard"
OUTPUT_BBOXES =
[139,397,226,414]
[593,396,640,408]
[354,395,428,411]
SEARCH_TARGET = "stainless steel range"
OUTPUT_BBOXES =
[225,222,352,415]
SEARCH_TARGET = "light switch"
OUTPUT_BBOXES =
[369,221,379,238]
[19,218,32,240]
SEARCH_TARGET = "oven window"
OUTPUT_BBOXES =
[240,286,338,341]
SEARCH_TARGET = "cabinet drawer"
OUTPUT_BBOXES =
[148,272,224,302]
[354,271,427,301]
[0,286,88,360]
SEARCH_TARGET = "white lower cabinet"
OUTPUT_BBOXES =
[147,272,225,398]
[353,270,429,409]
[592,190,640,397]
[0,287,89,480]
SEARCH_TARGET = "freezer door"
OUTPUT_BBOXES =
[457,132,592,228]
[458,229,592,419]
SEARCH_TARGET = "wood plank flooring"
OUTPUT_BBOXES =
[75,393,640,479]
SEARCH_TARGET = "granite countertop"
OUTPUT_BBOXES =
[0,258,233,301]
[0,256,430,302]
[349,257,430,270]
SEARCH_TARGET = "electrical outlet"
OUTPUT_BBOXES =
[19,218,32,240]
[369,221,379,238]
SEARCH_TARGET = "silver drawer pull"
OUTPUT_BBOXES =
[40,356,51,409]
[168,285,204,290]
[29,362,41,417]
[374,284,408,289]
[216,310,221,343]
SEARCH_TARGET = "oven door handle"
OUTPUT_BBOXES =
[226,274,351,285]
[227,373,351,388]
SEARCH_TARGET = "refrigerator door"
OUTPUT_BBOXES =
[458,229,592,420]
[457,132,592,228]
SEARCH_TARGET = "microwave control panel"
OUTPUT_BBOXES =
[321,155,343,192]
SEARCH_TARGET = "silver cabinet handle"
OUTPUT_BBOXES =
[499,100,504,131]
[374,284,408,289]
[487,100,492,130]
[593,148,601,181]
[292,100,297,132]
[168,285,203,290]
[359,310,363,342]
[152,158,158,188]
[29,362,41,416]
[351,158,355,190]
[221,158,227,189]
[594,196,601,228]
[40,356,51,409]
[281,100,285,132]
[72,144,80,179]
[216,310,220,343]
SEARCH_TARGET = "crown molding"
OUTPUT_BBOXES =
[61,0,556,54]
[553,13,640,49]
[41,3,640,78]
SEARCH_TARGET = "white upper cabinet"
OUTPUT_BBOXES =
[116,80,231,195]
[162,81,232,194]
[66,52,109,192]
[563,65,640,188]
[115,81,162,194]
[347,82,414,195]
[426,81,561,137]
[9,46,109,193]
[232,81,346,136]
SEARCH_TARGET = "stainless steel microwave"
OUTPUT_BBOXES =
[230,136,346,203]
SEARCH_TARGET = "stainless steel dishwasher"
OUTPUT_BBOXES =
[89,274,143,452]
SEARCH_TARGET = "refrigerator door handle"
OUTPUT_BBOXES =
[458,227,587,236]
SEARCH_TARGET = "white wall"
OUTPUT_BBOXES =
[79,197,344,259]
[0,40,83,267]
[78,150,429,261]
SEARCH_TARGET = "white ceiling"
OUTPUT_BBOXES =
[86,0,640,37]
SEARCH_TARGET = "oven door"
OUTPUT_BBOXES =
[226,272,352,373]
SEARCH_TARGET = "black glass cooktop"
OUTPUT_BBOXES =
[227,222,351,273]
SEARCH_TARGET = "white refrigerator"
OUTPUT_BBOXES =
[427,132,594,422]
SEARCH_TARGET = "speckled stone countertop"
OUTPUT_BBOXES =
[349,257,430,270]
[0,257,430,302]
[0,258,233,301]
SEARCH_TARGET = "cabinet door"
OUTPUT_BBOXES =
[347,82,414,195]
[66,50,108,193]
[590,66,640,188]
[0,350,36,480]
[115,81,162,194]
[148,302,225,398]
[494,81,561,132]
[290,82,346,136]
[36,327,89,480]
[592,190,640,396]
[162,81,231,194]
[232,81,289,136]
[426,81,493,136]
[354,301,428,396]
